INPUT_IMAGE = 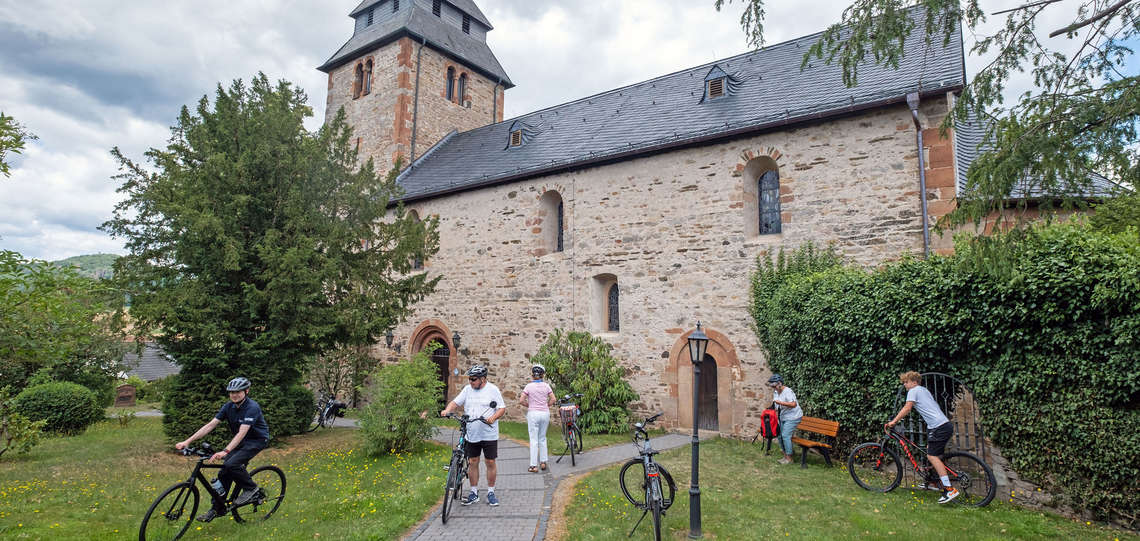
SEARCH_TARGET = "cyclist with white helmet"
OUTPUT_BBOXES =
[440,365,506,506]
[175,376,271,522]
[520,364,556,472]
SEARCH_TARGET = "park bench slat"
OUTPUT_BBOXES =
[791,416,840,468]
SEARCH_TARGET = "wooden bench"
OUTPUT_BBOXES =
[790,416,840,468]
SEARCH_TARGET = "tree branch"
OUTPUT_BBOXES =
[991,0,1065,16]
[1049,0,1136,37]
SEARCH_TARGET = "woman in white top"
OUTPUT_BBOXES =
[768,373,803,464]
[520,364,556,472]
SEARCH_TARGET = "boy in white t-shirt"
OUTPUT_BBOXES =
[440,365,506,507]
[887,371,958,504]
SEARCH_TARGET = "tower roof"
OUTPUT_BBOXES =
[319,0,512,87]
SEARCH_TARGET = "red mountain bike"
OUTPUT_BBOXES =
[848,424,996,507]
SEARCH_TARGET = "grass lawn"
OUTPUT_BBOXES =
[0,417,447,540]
[563,438,1136,541]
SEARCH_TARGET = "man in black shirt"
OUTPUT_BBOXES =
[175,376,271,522]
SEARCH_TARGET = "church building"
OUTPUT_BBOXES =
[319,0,976,435]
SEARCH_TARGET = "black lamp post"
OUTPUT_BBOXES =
[687,322,709,539]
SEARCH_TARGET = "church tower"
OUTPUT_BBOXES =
[318,0,512,169]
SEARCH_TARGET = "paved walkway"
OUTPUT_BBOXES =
[404,428,691,541]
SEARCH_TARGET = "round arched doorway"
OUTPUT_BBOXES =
[698,353,719,431]
[409,320,458,406]
[666,326,741,434]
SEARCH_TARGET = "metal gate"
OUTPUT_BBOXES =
[892,372,990,486]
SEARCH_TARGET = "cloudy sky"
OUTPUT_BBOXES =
[0,0,1131,260]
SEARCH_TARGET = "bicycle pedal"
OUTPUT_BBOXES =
[443,465,451,471]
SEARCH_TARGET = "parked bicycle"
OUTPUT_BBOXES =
[305,390,347,432]
[848,424,996,507]
[139,442,286,541]
[439,401,496,524]
[618,412,676,541]
[555,392,584,466]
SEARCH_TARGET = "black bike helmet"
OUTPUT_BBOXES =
[767,374,783,385]
[226,377,251,392]
[466,365,488,378]
[531,364,545,377]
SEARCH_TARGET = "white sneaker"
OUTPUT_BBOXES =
[777,457,792,465]
[938,488,960,504]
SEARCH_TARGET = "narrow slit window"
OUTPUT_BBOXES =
[510,130,522,147]
[462,14,470,34]
[432,0,441,16]
[707,78,725,99]
[457,73,467,104]
[353,63,364,99]
[363,60,372,95]
[759,170,782,235]
[446,67,455,101]
[607,284,620,332]
[556,200,564,252]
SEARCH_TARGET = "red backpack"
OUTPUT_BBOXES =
[759,408,780,439]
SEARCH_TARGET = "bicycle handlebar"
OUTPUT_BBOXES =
[444,412,492,426]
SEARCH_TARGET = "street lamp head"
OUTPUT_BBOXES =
[452,331,461,350]
[385,329,394,348]
[687,321,709,365]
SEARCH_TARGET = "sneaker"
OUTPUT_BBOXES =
[487,492,499,507]
[777,457,792,465]
[938,488,960,504]
[233,486,260,507]
[196,508,222,523]
[461,491,479,506]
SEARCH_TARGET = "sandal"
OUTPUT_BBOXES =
[528,466,539,473]
[540,462,547,471]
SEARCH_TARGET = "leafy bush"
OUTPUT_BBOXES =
[122,375,148,401]
[15,382,104,435]
[143,375,175,404]
[358,348,443,455]
[752,224,1140,529]
[1,386,46,458]
[531,329,639,434]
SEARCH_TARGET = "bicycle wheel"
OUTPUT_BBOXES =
[848,442,902,493]
[656,464,677,510]
[139,482,198,541]
[618,459,649,508]
[231,466,286,523]
[568,428,577,466]
[942,451,997,507]
[649,480,663,541]
[305,403,324,432]
[441,454,462,524]
[570,425,583,453]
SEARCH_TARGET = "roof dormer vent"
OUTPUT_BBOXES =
[701,64,742,103]
[707,78,725,99]
[510,130,522,147]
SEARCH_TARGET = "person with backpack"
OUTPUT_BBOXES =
[768,374,802,464]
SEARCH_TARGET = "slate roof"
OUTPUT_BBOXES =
[122,343,180,382]
[954,115,1122,199]
[319,1,512,86]
[396,9,966,202]
[349,0,492,29]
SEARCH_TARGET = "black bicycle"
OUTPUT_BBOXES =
[848,424,996,507]
[440,401,496,524]
[618,412,676,541]
[305,390,346,432]
[556,393,584,466]
[139,442,286,540]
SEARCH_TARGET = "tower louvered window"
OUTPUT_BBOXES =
[462,14,471,34]
[759,170,782,234]
[433,0,441,16]
[510,130,522,147]
[607,284,620,332]
[707,78,725,99]
[366,8,374,25]
[392,0,399,13]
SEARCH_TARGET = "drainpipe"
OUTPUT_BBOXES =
[907,92,931,259]
[492,78,501,123]
[409,36,427,162]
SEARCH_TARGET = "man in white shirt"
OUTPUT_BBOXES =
[887,371,958,504]
[440,364,506,507]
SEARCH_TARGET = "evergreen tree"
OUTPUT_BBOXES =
[102,74,439,440]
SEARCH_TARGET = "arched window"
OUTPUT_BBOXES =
[538,190,564,254]
[758,170,781,235]
[353,63,364,99]
[557,200,564,252]
[457,73,467,105]
[445,67,455,101]
[409,210,424,270]
[363,59,373,95]
[607,284,620,332]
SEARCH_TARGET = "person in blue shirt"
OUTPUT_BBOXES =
[175,376,271,522]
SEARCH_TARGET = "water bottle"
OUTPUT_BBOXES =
[211,478,225,497]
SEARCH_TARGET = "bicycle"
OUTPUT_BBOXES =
[848,424,996,507]
[618,412,676,541]
[305,390,346,432]
[139,442,286,541]
[439,401,496,524]
[555,392,584,466]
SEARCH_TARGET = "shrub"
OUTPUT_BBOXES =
[15,382,104,435]
[531,329,639,434]
[358,348,443,455]
[162,374,313,448]
[122,375,148,401]
[144,375,175,404]
[752,224,1140,529]
[1,386,46,458]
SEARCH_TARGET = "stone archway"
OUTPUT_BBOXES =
[666,327,743,435]
[409,319,459,404]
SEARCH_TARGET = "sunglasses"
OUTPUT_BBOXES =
[469,377,483,382]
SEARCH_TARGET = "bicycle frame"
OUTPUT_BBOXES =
[880,427,958,482]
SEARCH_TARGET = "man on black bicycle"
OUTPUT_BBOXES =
[887,371,958,504]
[440,365,506,507]
[175,376,271,522]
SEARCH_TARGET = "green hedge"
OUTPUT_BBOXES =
[751,226,1140,528]
[15,382,104,435]
[161,370,314,448]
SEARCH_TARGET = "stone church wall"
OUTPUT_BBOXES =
[379,95,956,437]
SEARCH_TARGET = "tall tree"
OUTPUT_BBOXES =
[0,112,36,178]
[102,74,439,439]
[715,0,1138,224]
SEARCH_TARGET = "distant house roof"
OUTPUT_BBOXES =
[123,343,180,382]
[395,8,965,202]
[953,115,1123,200]
[320,0,512,87]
